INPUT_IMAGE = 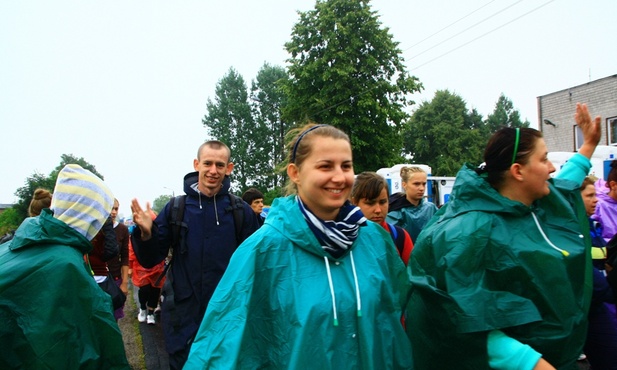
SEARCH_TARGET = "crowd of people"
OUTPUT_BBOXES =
[2,103,617,369]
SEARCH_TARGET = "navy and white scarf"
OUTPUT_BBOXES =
[297,195,367,258]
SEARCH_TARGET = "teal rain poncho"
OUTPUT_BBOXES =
[0,209,129,369]
[406,157,592,370]
[185,196,412,369]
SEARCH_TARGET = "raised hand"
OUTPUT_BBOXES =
[130,198,153,240]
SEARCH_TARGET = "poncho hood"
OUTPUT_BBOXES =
[9,208,92,255]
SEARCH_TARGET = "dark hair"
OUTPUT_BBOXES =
[351,172,387,204]
[285,123,351,195]
[242,188,264,205]
[29,188,52,217]
[197,140,231,163]
[606,160,617,187]
[480,127,543,188]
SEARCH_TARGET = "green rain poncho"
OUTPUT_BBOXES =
[406,156,593,370]
[0,209,129,370]
[185,196,413,369]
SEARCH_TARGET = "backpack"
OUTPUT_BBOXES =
[387,223,406,257]
[154,193,245,285]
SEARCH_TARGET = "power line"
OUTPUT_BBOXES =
[313,0,556,117]
[412,0,556,71]
[402,0,497,51]
[408,0,525,61]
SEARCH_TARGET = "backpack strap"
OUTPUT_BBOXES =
[227,194,245,244]
[387,223,406,256]
[155,195,186,286]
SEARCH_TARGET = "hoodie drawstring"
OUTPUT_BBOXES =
[531,211,570,257]
[324,256,338,327]
[198,192,202,210]
[323,251,362,327]
[213,193,219,225]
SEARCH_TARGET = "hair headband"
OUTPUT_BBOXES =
[291,125,325,163]
[511,127,520,165]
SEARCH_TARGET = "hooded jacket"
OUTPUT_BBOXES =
[0,209,129,369]
[386,193,437,244]
[406,155,593,370]
[592,191,617,243]
[184,195,413,369]
[132,172,260,354]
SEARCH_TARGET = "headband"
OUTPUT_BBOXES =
[291,125,325,163]
[511,127,520,165]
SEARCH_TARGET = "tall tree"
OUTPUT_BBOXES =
[486,94,530,132]
[403,90,488,176]
[283,0,422,172]
[250,63,290,190]
[203,68,255,192]
[13,154,104,222]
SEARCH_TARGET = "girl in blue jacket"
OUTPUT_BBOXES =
[185,124,412,369]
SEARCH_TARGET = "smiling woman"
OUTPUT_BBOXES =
[184,123,413,369]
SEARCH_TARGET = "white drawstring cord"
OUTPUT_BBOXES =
[531,212,569,257]
[349,251,362,317]
[324,256,339,326]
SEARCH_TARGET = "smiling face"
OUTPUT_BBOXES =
[287,136,354,220]
[356,188,389,224]
[518,138,556,203]
[193,145,234,197]
[581,183,598,216]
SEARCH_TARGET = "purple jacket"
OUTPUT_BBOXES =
[592,191,617,242]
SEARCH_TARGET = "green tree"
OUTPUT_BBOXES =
[203,67,256,192]
[283,0,422,172]
[403,90,488,176]
[486,94,530,133]
[152,194,173,215]
[0,208,20,236]
[13,154,104,222]
[250,63,290,190]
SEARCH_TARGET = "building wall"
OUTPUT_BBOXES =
[537,74,617,152]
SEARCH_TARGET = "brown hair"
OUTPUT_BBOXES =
[351,172,387,204]
[400,166,426,183]
[285,123,351,195]
[29,188,52,217]
[197,140,231,163]
[481,127,543,188]
[581,175,598,191]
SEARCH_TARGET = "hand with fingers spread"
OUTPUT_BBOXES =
[575,102,602,159]
[130,198,153,240]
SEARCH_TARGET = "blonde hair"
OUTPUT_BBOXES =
[400,166,426,183]
[28,188,52,217]
[285,123,350,195]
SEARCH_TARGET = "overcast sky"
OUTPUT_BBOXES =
[1,0,615,218]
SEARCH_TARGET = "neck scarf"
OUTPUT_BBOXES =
[297,195,367,258]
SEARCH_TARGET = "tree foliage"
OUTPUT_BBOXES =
[403,90,488,176]
[152,194,172,215]
[486,93,530,132]
[250,63,291,190]
[203,68,256,192]
[283,0,422,172]
[13,154,103,222]
[0,208,20,236]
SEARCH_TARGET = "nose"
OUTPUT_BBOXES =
[331,166,345,183]
[374,204,382,214]
[548,160,556,173]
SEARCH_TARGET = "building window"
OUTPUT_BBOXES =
[608,117,617,146]
[574,125,584,150]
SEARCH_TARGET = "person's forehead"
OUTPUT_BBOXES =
[199,146,229,162]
